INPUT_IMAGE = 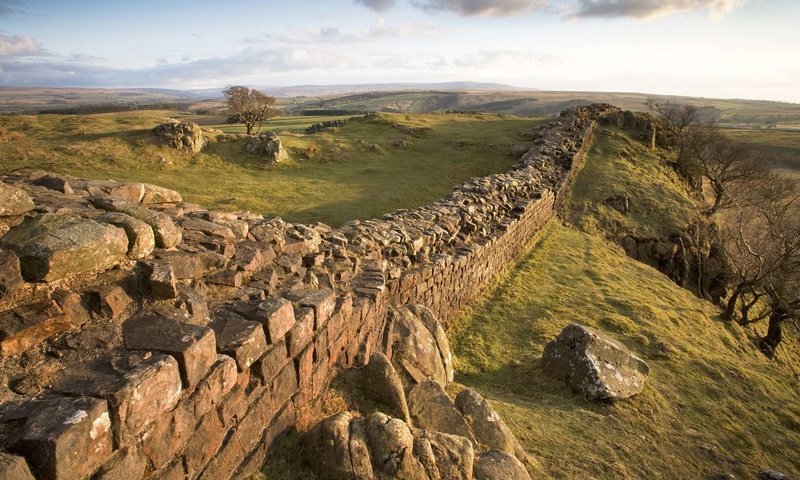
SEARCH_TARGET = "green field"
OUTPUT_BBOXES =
[722,128,800,174]
[0,111,539,225]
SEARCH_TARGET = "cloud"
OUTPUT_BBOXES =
[409,0,545,16]
[247,20,442,45]
[572,0,750,20]
[0,47,362,87]
[450,50,560,68]
[0,34,42,57]
[354,0,397,12]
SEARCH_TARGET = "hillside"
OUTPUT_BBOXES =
[0,111,537,225]
[447,126,800,478]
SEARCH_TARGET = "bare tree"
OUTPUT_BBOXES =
[223,86,278,135]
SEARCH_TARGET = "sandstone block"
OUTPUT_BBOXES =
[142,406,194,470]
[0,300,71,357]
[255,298,295,343]
[89,285,132,321]
[141,184,182,204]
[123,315,217,388]
[0,452,35,480]
[52,354,182,445]
[14,396,113,480]
[0,249,23,299]
[90,197,182,249]
[92,446,147,480]
[96,212,155,259]
[1,214,128,282]
[210,311,268,371]
[148,262,177,299]
[407,381,476,444]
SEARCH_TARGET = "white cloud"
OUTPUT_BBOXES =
[451,50,561,68]
[0,34,42,57]
[409,0,546,16]
[572,0,751,20]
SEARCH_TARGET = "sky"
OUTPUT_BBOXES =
[0,0,797,103]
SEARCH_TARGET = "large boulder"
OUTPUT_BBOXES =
[1,214,129,282]
[542,324,649,401]
[0,183,34,217]
[244,131,288,164]
[303,412,369,480]
[365,412,429,479]
[473,450,531,480]
[152,120,206,153]
[413,429,474,480]
[390,305,451,387]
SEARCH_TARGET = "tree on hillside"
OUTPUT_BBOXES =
[223,86,278,135]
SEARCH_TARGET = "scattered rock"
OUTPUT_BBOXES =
[759,471,791,480]
[153,120,206,153]
[244,131,288,164]
[0,183,34,217]
[542,324,649,401]
[473,449,531,480]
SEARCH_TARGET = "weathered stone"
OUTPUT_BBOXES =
[0,300,72,357]
[407,304,454,383]
[303,412,357,480]
[96,212,155,259]
[176,285,209,325]
[254,340,289,384]
[287,307,313,357]
[390,306,448,387]
[286,288,336,329]
[141,184,182,204]
[106,183,145,203]
[1,214,128,282]
[473,449,531,480]
[232,240,270,271]
[152,120,206,153]
[14,396,113,480]
[0,183,34,217]
[244,131,288,164]
[51,289,91,327]
[52,354,182,445]
[255,298,295,343]
[141,407,194,470]
[0,249,23,299]
[206,268,242,287]
[31,174,74,195]
[365,412,428,479]
[123,315,216,388]
[413,429,474,480]
[349,417,374,480]
[209,311,268,371]
[154,249,226,280]
[93,447,147,480]
[455,388,523,459]
[407,381,476,444]
[148,262,177,299]
[0,452,35,480]
[542,324,649,401]
[182,412,225,477]
[184,354,237,419]
[89,198,182,249]
[363,352,410,422]
[759,470,791,480]
[88,285,132,321]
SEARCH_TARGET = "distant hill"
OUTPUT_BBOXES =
[190,82,532,99]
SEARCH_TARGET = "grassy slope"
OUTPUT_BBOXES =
[450,129,800,478]
[0,111,537,225]
[722,128,800,176]
[565,127,695,239]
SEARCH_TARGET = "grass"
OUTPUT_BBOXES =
[565,127,695,239]
[0,111,539,225]
[721,128,800,175]
[449,222,800,479]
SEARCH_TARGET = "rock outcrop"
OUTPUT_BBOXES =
[388,305,453,387]
[542,323,650,401]
[152,120,206,153]
[244,131,288,164]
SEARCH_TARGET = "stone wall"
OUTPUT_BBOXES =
[0,104,616,480]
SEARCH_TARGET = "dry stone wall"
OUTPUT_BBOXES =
[0,104,616,480]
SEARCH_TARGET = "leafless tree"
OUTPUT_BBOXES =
[223,86,278,135]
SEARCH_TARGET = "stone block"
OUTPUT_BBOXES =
[141,406,194,470]
[210,311,268,371]
[184,354,237,419]
[285,289,336,329]
[182,412,225,478]
[52,354,182,445]
[0,452,35,480]
[0,300,71,357]
[14,396,113,480]
[89,197,182,249]
[1,214,128,282]
[272,361,298,408]
[92,446,147,480]
[254,340,289,385]
[123,315,216,389]
[253,298,295,344]
[287,307,313,357]
[0,183,34,217]
[95,212,155,260]
[88,285,132,321]
[0,249,23,299]
[148,262,177,299]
